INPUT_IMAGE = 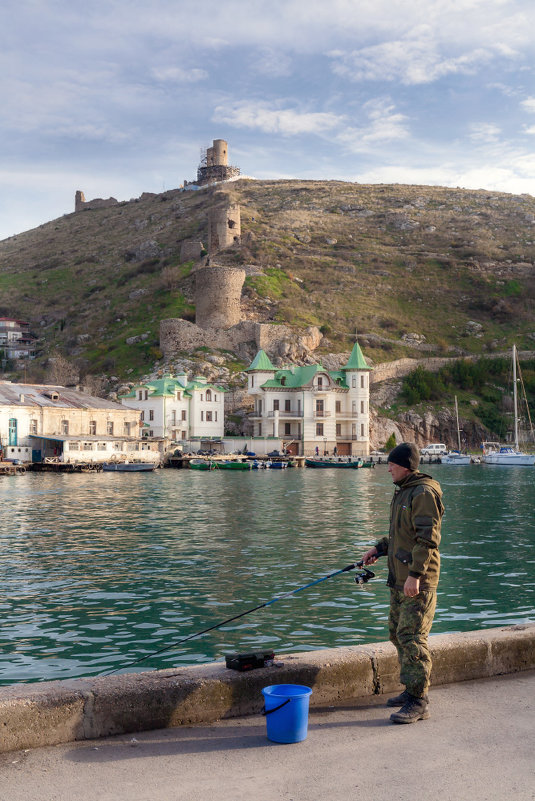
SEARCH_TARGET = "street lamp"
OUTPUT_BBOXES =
[323,436,327,456]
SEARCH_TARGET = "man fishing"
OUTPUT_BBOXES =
[360,442,444,724]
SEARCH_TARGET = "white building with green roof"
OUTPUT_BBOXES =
[246,342,371,457]
[120,373,226,446]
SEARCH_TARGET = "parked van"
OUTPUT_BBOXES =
[420,443,447,456]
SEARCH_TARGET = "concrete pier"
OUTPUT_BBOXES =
[0,624,533,754]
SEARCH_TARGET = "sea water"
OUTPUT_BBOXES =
[0,464,532,684]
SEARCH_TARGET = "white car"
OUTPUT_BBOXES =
[420,443,447,456]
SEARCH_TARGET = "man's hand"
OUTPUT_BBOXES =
[361,547,378,565]
[404,575,420,597]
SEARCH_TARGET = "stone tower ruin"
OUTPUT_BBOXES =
[207,202,241,254]
[184,139,241,188]
[195,266,245,329]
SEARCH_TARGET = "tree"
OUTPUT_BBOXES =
[385,433,396,451]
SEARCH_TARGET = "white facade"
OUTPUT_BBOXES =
[120,374,225,444]
[246,344,371,457]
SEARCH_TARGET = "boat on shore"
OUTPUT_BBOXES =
[102,462,157,472]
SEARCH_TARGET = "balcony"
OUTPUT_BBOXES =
[313,410,332,418]
[335,411,360,419]
[267,410,302,418]
[336,435,360,441]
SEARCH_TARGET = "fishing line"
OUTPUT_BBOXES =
[101,560,372,677]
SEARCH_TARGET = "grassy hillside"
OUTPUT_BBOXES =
[1,179,535,384]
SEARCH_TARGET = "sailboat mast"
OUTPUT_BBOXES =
[455,396,461,451]
[513,344,519,451]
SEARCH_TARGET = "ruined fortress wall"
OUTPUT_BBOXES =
[195,266,245,329]
[180,240,203,263]
[207,203,241,253]
[75,190,118,213]
[160,319,258,358]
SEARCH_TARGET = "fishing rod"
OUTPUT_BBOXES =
[101,559,375,677]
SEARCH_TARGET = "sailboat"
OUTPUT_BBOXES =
[483,345,535,466]
[441,396,471,464]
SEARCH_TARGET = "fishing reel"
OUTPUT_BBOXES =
[354,561,375,585]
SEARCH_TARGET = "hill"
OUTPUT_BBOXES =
[1,179,535,444]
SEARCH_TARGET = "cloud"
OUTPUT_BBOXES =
[151,66,208,83]
[251,49,293,78]
[521,97,535,113]
[329,32,496,85]
[469,123,502,143]
[213,101,343,136]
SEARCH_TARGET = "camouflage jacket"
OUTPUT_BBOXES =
[376,471,444,591]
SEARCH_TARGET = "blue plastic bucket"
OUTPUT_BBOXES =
[262,684,313,743]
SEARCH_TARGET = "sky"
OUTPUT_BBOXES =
[2,0,535,240]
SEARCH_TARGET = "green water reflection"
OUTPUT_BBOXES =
[0,465,533,684]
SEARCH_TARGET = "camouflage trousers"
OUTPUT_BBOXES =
[388,589,437,698]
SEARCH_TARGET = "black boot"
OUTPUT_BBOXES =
[390,695,430,724]
[386,689,428,707]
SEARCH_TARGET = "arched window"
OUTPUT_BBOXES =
[206,389,212,401]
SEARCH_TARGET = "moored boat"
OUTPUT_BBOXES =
[189,458,215,471]
[305,457,367,468]
[102,462,157,472]
[215,460,252,470]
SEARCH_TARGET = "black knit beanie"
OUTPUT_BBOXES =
[387,442,420,471]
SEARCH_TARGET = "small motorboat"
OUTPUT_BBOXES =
[102,462,157,472]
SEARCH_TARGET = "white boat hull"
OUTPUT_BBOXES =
[483,451,535,466]
[441,453,471,465]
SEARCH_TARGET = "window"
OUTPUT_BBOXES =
[206,390,212,401]
[149,409,154,421]
[214,394,218,402]
[61,420,69,436]
[69,442,79,450]
[84,443,93,451]
[352,377,357,388]
[200,394,203,401]
[181,431,186,440]
[89,421,97,435]
[98,442,107,451]
[29,419,37,435]
[273,399,279,411]
[215,411,218,421]
[171,410,176,425]
[181,410,186,421]
[317,376,323,388]
[285,399,291,412]
[176,391,181,400]
[284,423,291,436]
[336,423,341,437]
[335,401,341,413]
[316,399,324,416]
[140,411,145,421]
[361,375,365,388]
[280,376,286,386]
[316,423,324,437]
[361,424,365,437]
[106,421,114,435]
[258,400,262,415]
[147,431,153,438]
[124,422,132,436]
[251,375,255,388]
[138,390,143,400]
[206,411,213,422]
[144,390,148,400]
[258,423,262,436]
[201,411,204,421]
[361,401,364,414]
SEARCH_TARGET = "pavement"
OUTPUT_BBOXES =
[1,670,534,801]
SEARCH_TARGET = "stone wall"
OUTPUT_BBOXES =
[180,240,204,263]
[195,265,245,329]
[75,190,118,213]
